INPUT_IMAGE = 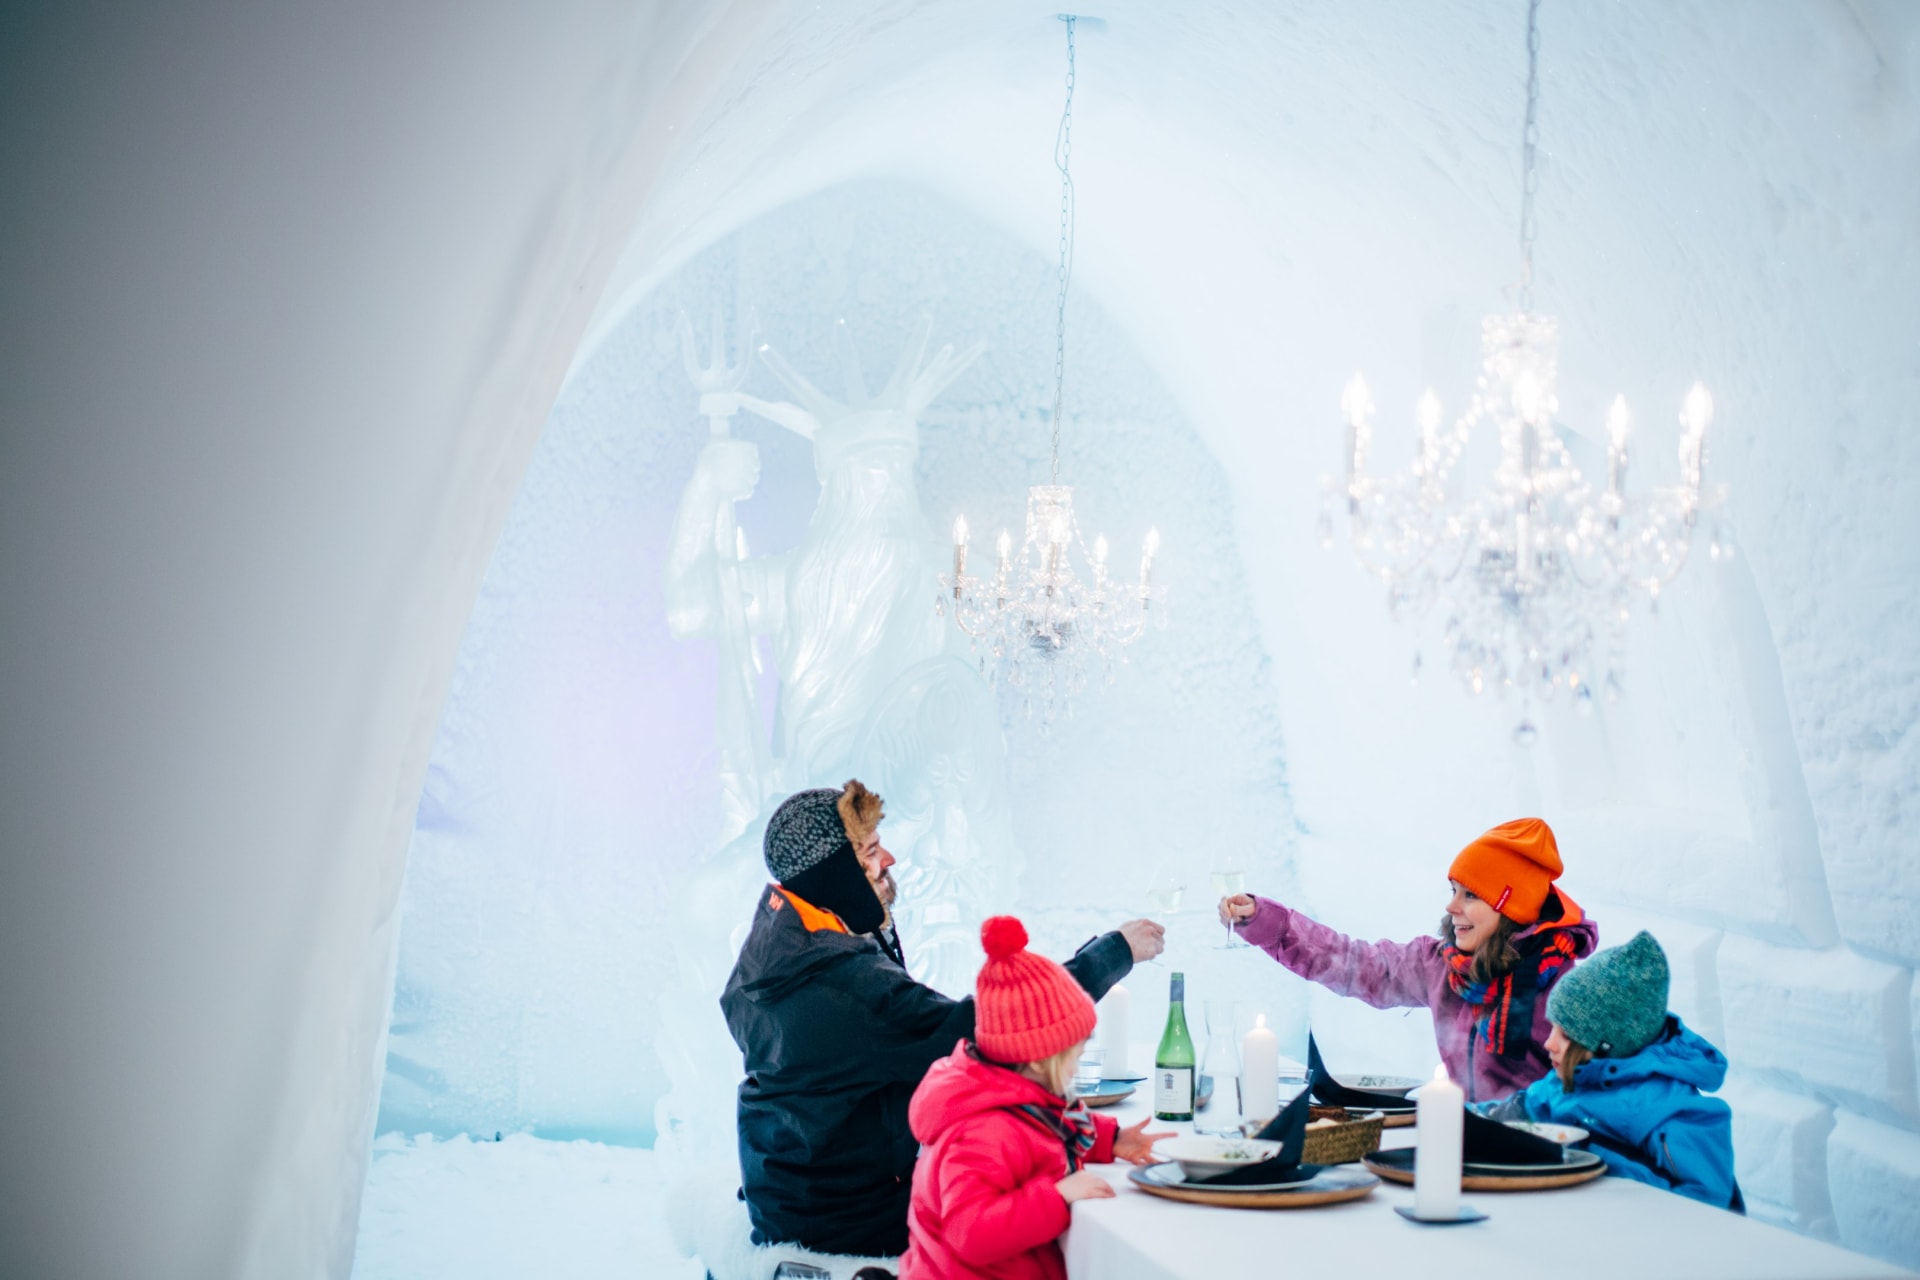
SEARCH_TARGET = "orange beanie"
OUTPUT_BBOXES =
[1447,818,1563,925]
[974,916,1097,1064]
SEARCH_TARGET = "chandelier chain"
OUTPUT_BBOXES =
[1050,15,1076,486]
[1516,0,1542,314]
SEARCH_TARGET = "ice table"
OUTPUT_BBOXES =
[1066,1089,1914,1280]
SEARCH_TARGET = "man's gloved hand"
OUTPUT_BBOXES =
[1117,918,1165,962]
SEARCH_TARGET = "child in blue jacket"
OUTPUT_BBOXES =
[1483,930,1743,1210]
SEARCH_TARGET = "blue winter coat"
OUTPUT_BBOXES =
[1491,1015,1740,1209]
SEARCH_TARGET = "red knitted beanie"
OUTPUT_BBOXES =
[1447,817,1564,925]
[973,916,1098,1064]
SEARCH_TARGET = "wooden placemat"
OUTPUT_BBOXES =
[1362,1152,1606,1192]
[1129,1165,1379,1209]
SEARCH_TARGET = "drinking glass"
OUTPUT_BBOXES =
[1195,1000,1243,1134]
[1072,1046,1106,1095]
[1210,866,1248,948]
[1138,866,1185,967]
[1145,867,1185,920]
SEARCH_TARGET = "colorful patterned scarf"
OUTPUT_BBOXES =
[1004,1101,1099,1172]
[1444,923,1583,1058]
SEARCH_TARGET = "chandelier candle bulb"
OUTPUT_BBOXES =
[1240,1014,1280,1122]
[1140,527,1160,591]
[1417,390,1442,472]
[1681,382,1713,503]
[952,516,969,585]
[1414,1063,1465,1220]
[1606,395,1632,499]
[1342,374,1373,488]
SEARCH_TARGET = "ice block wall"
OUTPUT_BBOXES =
[391,3,1920,1265]
[5,2,1915,1277]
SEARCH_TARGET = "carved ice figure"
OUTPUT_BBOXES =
[653,315,1024,1168]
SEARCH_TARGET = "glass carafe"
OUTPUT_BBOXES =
[1197,1000,1242,1134]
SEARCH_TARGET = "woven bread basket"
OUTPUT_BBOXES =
[1301,1109,1385,1165]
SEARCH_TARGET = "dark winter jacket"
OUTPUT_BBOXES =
[1486,1015,1742,1210]
[721,884,1134,1259]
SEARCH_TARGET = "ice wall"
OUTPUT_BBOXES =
[4,2,1916,1277]
[562,2,1920,1264]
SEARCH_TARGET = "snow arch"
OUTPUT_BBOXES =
[2,2,1916,1276]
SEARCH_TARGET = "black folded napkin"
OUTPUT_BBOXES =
[1461,1107,1565,1165]
[1306,1033,1416,1113]
[1192,1085,1321,1185]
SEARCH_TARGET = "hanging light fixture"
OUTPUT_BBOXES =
[939,14,1164,724]
[1324,0,1728,743]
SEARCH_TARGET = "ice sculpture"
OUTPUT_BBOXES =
[653,314,1024,1166]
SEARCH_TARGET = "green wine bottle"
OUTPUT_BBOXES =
[1153,971,1196,1121]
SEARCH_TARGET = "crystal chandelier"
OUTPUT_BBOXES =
[1324,0,1727,741]
[938,14,1163,723]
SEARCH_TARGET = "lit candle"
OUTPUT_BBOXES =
[951,514,969,584]
[1097,984,1130,1077]
[1414,1062,1464,1220]
[1240,1014,1280,1123]
[1416,389,1442,475]
[1606,395,1631,499]
[1681,382,1713,499]
[1513,369,1544,426]
[1342,374,1373,486]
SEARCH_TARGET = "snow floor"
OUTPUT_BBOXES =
[352,1133,705,1280]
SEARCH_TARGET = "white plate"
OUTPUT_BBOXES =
[1153,1135,1283,1179]
[1505,1119,1590,1145]
[1339,1074,1422,1096]
[1135,1161,1330,1194]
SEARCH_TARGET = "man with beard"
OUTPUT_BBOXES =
[721,779,1164,1262]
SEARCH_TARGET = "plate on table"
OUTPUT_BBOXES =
[1504,1120,1589,1145]
[1155,1135,1282,1179]
[1075,1080,1136,1108]
[1335,1074,1422,1097]
[1130,1161,1379,1208]
[1362,1145,1606,1191]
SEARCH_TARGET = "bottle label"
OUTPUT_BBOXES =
[1155,1066,1194,1116]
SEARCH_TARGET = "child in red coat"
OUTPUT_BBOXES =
[901,917,1170,1280]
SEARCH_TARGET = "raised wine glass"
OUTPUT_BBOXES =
[1210,865,1248,948]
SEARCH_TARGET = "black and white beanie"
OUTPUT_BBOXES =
[764,785,885,934]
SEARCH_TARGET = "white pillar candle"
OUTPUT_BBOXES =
[1414,1062,1464,1220]
[1097,984,1130,1077]
[1240,1014,1280,1122]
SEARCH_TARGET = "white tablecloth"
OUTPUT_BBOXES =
[1064,1091,1913,1280]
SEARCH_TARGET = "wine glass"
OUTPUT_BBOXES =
[1210,865,1248,948]
[1139,866,1185,968]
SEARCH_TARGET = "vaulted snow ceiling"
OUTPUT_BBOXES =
[1,2,1916,1277]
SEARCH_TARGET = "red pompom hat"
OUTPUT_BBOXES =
[973,916,1098,1064]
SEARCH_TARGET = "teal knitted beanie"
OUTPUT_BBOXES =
[1546,930,1670,1058]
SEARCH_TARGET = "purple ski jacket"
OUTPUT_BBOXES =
[1238,893,1599,1103]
